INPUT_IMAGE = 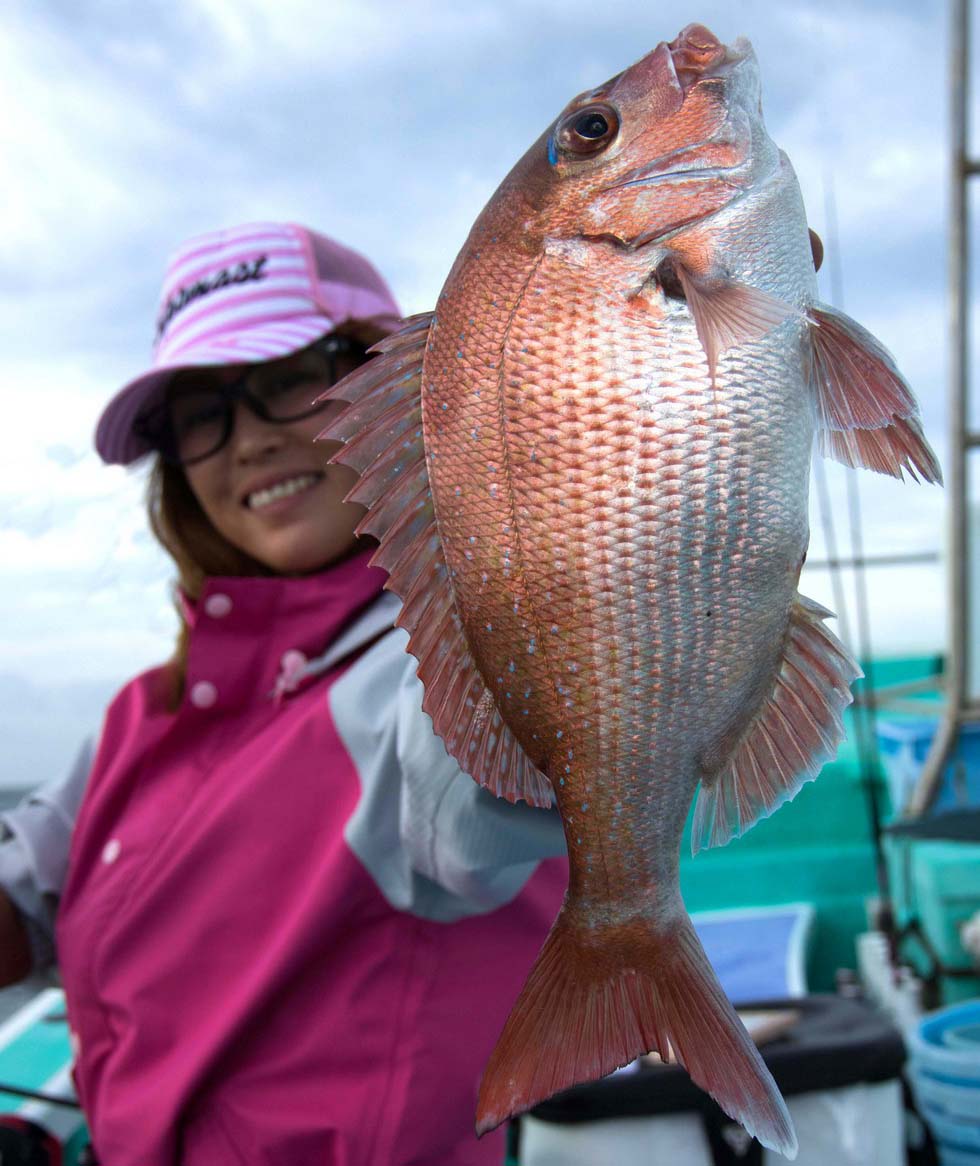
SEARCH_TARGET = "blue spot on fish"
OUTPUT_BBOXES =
[547,133,558,166]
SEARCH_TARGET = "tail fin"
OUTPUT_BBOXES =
[476,905,798,1159]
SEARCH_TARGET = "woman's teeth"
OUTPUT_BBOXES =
[247,474,319,510]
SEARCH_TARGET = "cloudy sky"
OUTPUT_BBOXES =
[0,0,960,790]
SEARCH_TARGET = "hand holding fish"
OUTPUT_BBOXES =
[320,23,940,1158]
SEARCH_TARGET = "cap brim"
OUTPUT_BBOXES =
[95,312,397,466]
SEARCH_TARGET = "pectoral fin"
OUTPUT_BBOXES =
[693,595,861,854]
[318,314,553,808]
[808,304,942,484]
[671,266,801,385]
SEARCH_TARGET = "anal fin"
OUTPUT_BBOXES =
[319,314,553,808]
[693,594,862,854]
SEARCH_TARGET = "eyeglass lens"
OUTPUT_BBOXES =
[134,337,365,466]
[167,368,328,464]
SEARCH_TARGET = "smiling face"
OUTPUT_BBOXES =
[178,342,367,575]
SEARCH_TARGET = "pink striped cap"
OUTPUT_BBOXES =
[95,221,402,465]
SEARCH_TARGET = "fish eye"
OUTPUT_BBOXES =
[574,112,609,139]
[556,103,620,157]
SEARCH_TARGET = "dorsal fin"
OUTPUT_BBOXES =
[319,315,554,807]
[807,304,942,484]
[692,594,861,854]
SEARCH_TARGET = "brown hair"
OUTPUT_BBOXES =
[144,334,377,709]
[147,457,273,710]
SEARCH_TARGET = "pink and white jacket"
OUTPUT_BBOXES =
[1,549,568,1165]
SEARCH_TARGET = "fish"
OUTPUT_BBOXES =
[319,22,941,1158]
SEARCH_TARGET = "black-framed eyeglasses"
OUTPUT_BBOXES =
[134,334,367,467]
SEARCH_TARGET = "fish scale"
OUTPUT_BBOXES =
[320,22,942,1158]
[453,241,788,873]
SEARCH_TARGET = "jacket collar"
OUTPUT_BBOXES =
[181,547,391,707]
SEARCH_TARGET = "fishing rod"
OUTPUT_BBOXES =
[814,168,893,922]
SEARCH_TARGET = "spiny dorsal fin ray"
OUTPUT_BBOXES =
[319,313,553,808]
[353,458,429,539]
[692,593,862,854]
[807,304,942,484]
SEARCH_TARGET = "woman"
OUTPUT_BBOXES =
[0,221,567,1165]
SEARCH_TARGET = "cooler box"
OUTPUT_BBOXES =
[519,995,906,1166]
[876,717,980,816]
[884,811,980,1005]
[691,904,813,1002]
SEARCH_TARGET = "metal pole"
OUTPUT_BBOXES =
[907,0,970,815]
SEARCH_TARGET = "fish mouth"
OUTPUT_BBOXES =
[602,26,754,194]
[668,24,749,94]
[608,156,744,193]
[602,109,751,195]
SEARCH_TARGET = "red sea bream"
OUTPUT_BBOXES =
[320,23,941,1157]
